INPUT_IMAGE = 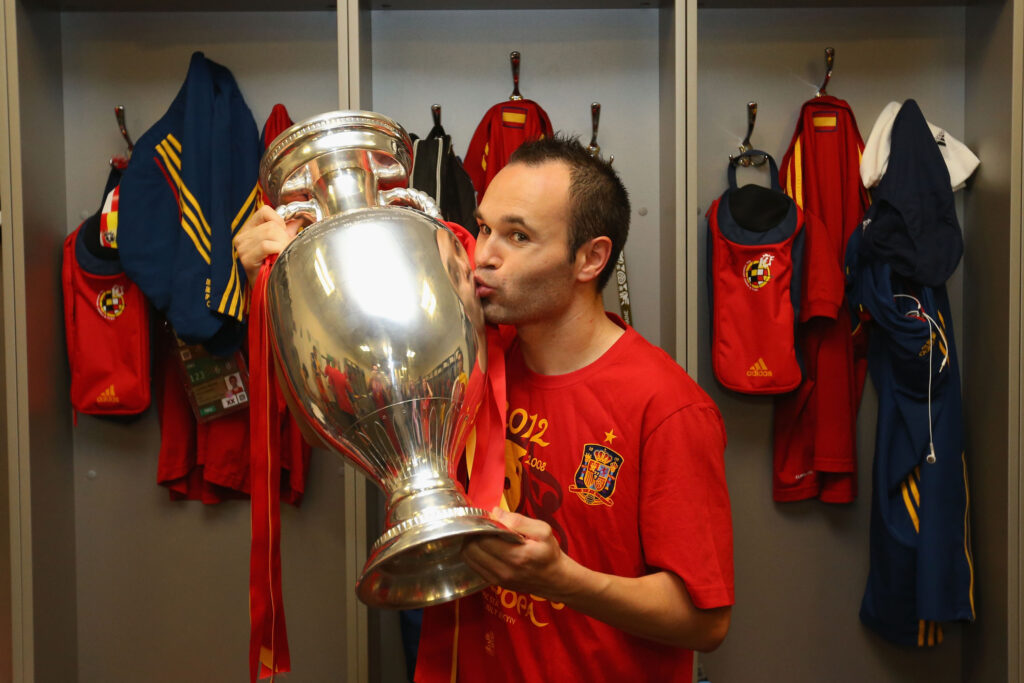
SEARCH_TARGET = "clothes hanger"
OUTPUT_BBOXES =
[110,105,134,170]
[816,47,835,97]
[728,102,768,168]
[509,51,524,101]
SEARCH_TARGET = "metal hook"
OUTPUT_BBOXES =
[431,104,442,128]
[115,105,134,153]
[816,47,835,97]
[509,51,523,101]
[587,102,601,158]
[729,102,767,167]
[740,101,756,152]
[110,105,134,169]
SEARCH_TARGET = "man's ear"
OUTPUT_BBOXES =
[574,236,613,284]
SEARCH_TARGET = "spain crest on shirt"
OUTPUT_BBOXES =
[568,444,623,507]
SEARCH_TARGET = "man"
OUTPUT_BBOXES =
[235,135,733,682]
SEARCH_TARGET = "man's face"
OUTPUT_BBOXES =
[473,161,576,326]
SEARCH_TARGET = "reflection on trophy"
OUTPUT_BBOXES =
[260,111,516,609]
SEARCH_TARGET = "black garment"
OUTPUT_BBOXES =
[860,100,963,287]
[411,125,478,235]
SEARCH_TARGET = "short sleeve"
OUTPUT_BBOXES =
[639,403,734,610]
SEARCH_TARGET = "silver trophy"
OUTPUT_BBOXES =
[260,111,516,609]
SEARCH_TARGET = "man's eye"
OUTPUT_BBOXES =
[511,232,528,242]
[478,224,491,235]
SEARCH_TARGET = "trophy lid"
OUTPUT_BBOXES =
[259,110,414,207]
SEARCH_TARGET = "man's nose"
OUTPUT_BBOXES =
[474,236,499,269]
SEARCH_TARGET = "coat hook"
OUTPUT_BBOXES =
[587,102,601,158]
[431,103,442,128]
[110,105,134,169]
[115,105,134,153]
[509,51,523,101]
[740,101,756,152]
[816,47,835,97]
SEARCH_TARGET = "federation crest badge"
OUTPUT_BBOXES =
[568,444,623,507]
[743,253,775,291]
[95,285,126,320]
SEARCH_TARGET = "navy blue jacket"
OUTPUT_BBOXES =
[118,52,261,353]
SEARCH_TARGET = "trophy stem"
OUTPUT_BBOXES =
[356,484,519,609]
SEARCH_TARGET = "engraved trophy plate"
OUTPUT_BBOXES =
[261,111,516,609]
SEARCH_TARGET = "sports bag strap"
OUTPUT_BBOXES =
[727,150,780,191]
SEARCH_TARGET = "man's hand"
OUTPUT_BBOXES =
[462,508,581,603]
[233,205,302,285]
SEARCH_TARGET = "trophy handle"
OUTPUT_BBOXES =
[378,187,443,220]
[276,200,324,224]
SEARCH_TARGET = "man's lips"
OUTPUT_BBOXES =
[474,276,496,298]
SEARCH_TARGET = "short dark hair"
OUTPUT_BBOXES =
[508,134,630,291]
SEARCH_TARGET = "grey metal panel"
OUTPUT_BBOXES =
[658,3,678,358]
[696,7,970,682]
[962,1,1022,681]
[366,0,674,7]
[701,0,967,6]
[683,0,697,371]
[0,4,15,680]
[35,0,336,9]
[338,4,371,680]
[59,11,352,682]
[1009,7,1022,682]
[0,6,29,681]
[6,2,80,682]
[43,0,675,10]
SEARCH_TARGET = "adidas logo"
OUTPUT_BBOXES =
[95,385,120,404]
[746,358,773,377]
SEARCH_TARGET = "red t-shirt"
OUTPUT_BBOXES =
[418,318,733,683]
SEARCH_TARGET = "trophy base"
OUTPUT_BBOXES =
[356,505,520,609]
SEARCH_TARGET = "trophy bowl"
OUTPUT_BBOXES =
[261,111,517,609]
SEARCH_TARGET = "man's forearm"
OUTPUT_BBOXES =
[550,558,731,651]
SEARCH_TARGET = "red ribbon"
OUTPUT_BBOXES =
[248,253,290,681]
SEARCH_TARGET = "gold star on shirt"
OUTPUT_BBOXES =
[604,429,617,444]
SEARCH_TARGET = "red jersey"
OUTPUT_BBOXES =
[463,100,553,198]
[773,96,870,503]
[417,318,733,683]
